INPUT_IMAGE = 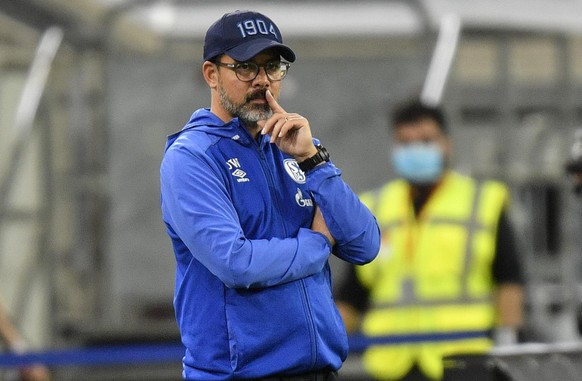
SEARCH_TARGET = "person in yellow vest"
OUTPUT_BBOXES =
[336,99,524,381]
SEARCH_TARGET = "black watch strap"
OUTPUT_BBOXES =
[298,145,330,172]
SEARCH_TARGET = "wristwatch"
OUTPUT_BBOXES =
[298,144,330,172]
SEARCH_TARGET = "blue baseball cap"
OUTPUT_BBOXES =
[203,10,296,63]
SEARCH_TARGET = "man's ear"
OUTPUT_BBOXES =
[202,61,218,88]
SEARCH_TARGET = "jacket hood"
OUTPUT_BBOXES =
[165,108,254,152]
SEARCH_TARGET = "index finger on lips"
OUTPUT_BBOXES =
[266,90,286,113]
[261,91,285,136]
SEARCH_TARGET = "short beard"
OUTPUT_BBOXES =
[218,86,273,125]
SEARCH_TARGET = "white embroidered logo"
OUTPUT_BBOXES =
[236,19,279,40]
[295,188,313,207]
[227,158,250,183]
[284,159,306,184]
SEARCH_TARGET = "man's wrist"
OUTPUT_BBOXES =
[294,146,318,163]
[298,145,330,172]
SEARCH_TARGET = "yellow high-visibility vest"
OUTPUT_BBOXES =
[356,171,508,380]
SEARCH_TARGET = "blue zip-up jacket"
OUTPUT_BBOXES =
[160,108,380,380]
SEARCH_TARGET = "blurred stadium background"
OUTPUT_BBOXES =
[1,1,582,380]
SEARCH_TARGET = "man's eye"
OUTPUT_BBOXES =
[270,63,285,73]
[238,63,254,71]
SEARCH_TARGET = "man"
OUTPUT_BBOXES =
[160,10,380,381]
[336,100,524,381]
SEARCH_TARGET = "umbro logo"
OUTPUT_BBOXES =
[227,158,250,183]
[232,169,249,182]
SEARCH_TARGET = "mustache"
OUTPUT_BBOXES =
[246,89,268,102]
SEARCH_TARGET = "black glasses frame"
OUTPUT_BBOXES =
[214,61,291,82]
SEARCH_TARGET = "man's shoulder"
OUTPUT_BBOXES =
[166,127,219,156]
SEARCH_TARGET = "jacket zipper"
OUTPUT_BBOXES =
[300,278,318,368]
[256,143,287,236]
[257,142,318,368]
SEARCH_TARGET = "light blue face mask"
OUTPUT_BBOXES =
[392,142,444,184]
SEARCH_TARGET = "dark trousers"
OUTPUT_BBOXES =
[347,365,433,381]
[252,369,339,381]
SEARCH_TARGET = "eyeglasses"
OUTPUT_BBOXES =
[214,61,290,82]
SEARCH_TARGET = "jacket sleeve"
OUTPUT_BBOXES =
[306,161,381,265]
[160,141,332,289]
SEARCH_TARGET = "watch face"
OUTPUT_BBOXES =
[299,145,329,172]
